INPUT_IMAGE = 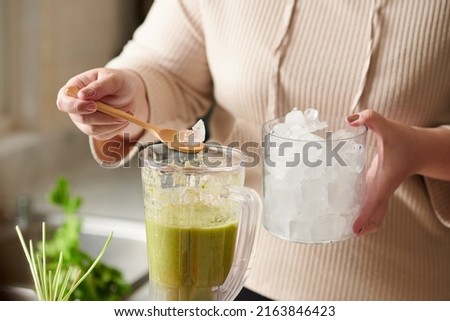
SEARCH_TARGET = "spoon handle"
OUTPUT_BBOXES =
[65,86,160,137]
[95,101,155,132]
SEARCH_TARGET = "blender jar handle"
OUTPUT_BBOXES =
[218,185,262,301]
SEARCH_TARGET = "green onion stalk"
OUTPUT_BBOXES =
[16,222,113,301]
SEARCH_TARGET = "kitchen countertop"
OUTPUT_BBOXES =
[0,131,151,300]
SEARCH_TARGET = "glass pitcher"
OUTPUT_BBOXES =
[139,143,262,301]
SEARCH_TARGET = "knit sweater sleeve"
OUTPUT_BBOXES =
[89,0,213,167]
[424,124,450,228]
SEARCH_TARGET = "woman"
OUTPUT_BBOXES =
[57,0,450,300]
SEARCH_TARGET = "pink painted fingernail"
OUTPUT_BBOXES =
[346,114,360,123]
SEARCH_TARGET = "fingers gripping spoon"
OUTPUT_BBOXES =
[65,86,204,153]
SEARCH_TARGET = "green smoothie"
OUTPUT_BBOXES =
[146,203,238,300]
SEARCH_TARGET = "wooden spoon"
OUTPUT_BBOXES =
[65,86,204,153]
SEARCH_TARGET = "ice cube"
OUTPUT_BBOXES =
[280,107,328,135]
[334,215,349,238]
[346,208,360,228]
[341,214,356,237]
[289,218,313,242]
[283,166,305,188]
[285,107,306,127]
[264,165,305,240]
[264,182,298,239]
[311,215,349,242]
[304,163,324,180]
[272,123,291,138]
[311,216,335,242]
[264,171,301,205]
[265,138,302,179]
[299,199,328,219]
[349,147,365,173]
[301,178,327,201]
[304,108,319,121]
[177,130,194,143]
[267,132,288,149]
[324,161,350,182]
[191,119,206,143]
[339,141,365,173]
[302,108,328,132]
[308,120,328,132]
[264,215,290,239]
[328,182,353,213]
[289,125,308,140]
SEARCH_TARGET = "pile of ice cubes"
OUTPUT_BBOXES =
[263,108,366,243]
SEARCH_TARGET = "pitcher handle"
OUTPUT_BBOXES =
[217,185,262,301]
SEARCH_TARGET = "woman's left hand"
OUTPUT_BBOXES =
[346,110,427,236]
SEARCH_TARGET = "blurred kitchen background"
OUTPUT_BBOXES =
[0,0,154,300]
[0,0,154,218]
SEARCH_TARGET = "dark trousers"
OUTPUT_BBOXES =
[234,287,272,301]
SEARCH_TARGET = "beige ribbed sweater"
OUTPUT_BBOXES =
[92,0,450,300]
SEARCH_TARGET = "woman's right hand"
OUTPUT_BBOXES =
[56,68,149,141]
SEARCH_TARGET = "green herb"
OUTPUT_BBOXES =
[16,222,112,301]
[38,177,131,300]
[47,177,82,215]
